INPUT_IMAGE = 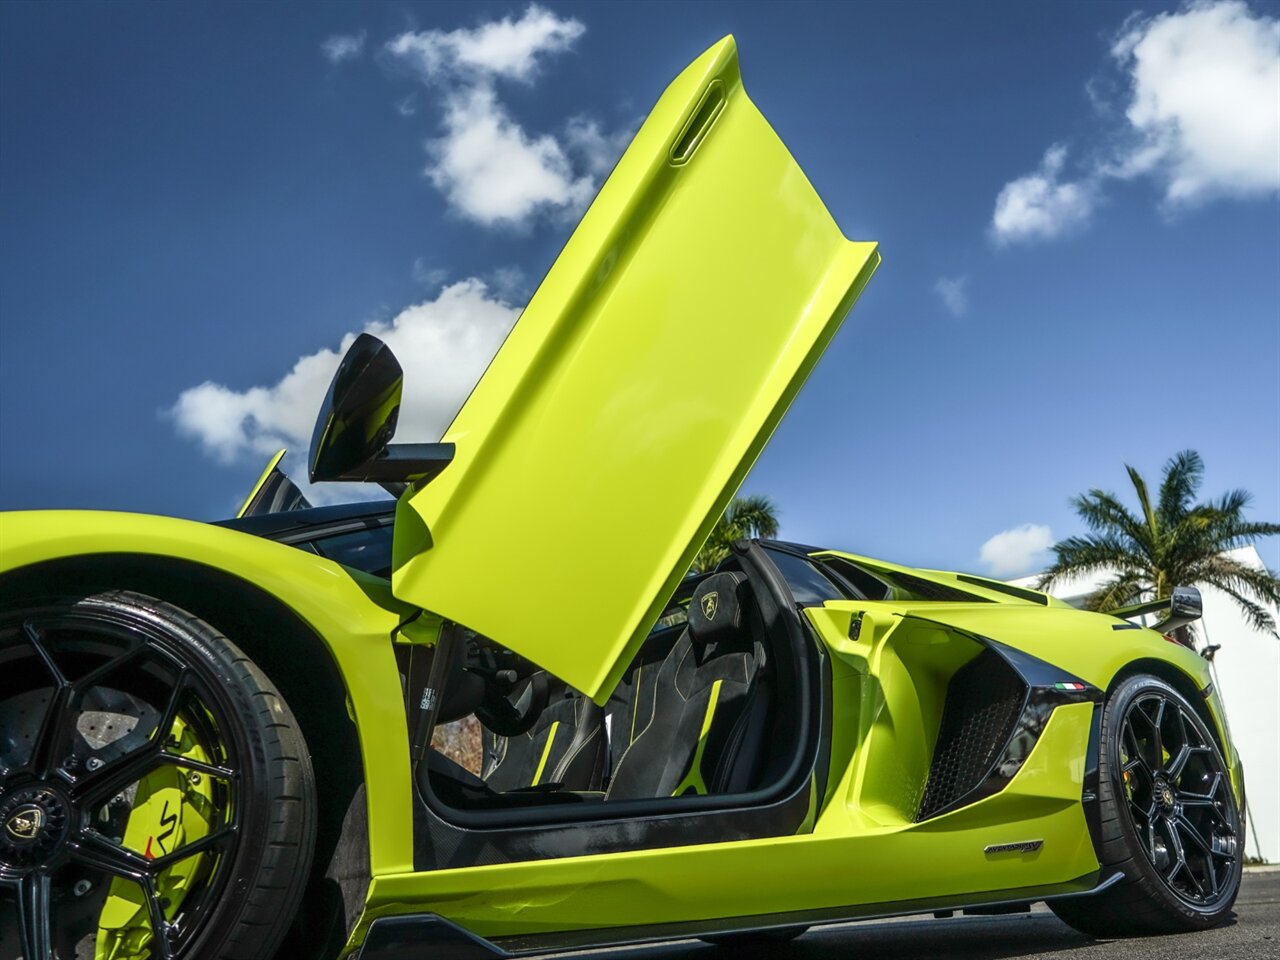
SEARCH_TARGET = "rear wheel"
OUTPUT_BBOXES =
[0,591,316,960]
[1050,674,1241,936]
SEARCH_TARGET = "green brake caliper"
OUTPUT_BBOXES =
[94,716,217,960]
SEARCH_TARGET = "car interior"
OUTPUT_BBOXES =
[417,563,782,811]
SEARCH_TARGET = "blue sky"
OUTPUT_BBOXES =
[2,0,1277,577]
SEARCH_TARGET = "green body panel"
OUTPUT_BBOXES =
[0,509,419,877]
[352,705,1097,943]
[391,36,879,704]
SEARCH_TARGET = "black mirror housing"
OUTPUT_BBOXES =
[309,334,454,486]
[1155,585,1203,636]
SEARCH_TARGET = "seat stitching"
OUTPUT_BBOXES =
[605,669,689,800]
[553,723,602,783]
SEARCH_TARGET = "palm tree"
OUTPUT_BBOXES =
[1037,450,1280,637]
[694,495,780,572]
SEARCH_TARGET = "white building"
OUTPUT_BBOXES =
[1011,545,1279,864]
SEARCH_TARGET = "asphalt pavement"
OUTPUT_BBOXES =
[544,869,1280,960]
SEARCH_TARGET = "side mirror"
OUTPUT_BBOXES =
[309,334,454,485]
[1153,585,1203,636]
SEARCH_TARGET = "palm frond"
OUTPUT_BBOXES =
[693,495,781,573]
[1070,490,1151,552]
[724,494,780,540]
[1156,449,1204,526]
[1084,573,1148,612]
[1206,583,1278,638]
[1125,463,1160,546]
[1192,555,1280,608]
[1036,534,1145,590]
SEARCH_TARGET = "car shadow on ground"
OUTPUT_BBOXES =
[549,909,1241,960]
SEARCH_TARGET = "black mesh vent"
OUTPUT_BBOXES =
[917,649,1026,820]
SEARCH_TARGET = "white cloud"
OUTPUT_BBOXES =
[934,275,969,317]
[991,145,1097,245]
[1109,0,1280,205]
[426,85,597,228]
[385,5,584,84]
[991,1,1279,244]
[321,31,366,64]
[979,524,1055,578]
[383,5,622,230]
[170,279,520,490]
[396,94,417,117]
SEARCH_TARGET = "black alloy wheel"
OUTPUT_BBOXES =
[0,592,315,960]
[1050,674,1241,936]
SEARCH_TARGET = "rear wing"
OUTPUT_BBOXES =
[1107,586,1203,636]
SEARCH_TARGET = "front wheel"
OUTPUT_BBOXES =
[0,591,316,960]
[1051,674,1241,937]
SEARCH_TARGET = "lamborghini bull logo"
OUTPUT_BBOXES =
[701,592,719,620]
[5,806,43,842]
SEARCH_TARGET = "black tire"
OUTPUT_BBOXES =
[0,591,317,960]
[700,926,807,948]
[1050,673,1241,937]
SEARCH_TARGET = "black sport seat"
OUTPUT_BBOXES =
[482,680,607,793]
[606,572,771,800]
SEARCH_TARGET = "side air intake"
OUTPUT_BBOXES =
[917,648,1026,821]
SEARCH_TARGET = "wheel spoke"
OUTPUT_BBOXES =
[159,753,236,782]
[1166,744,1193,779]
[1175,812,1213,856]
[1206,848,1219,896]
[1164,817,1202,895]
[1180,772,1223,807]
[1146,819,1161,865]
[12,871,53,960]
[152,825,236,871]
[72,642,150,695]
[67,829,156,881]
[23,620,68,685]
[1151,699,1166,768]
[71,673,204,803]
[70,741,164,804]
[29,681,76,779]
[1173,707,1193,749]
[1128,703,1161,773]
[142,876,176,960]
[154,669,195,746]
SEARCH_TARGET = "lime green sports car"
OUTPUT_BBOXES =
[0,37,1243,960]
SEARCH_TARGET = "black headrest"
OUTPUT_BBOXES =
[688,572,751,646]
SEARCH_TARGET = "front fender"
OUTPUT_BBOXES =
[901,603,1214,691]
[0,509,417,875]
